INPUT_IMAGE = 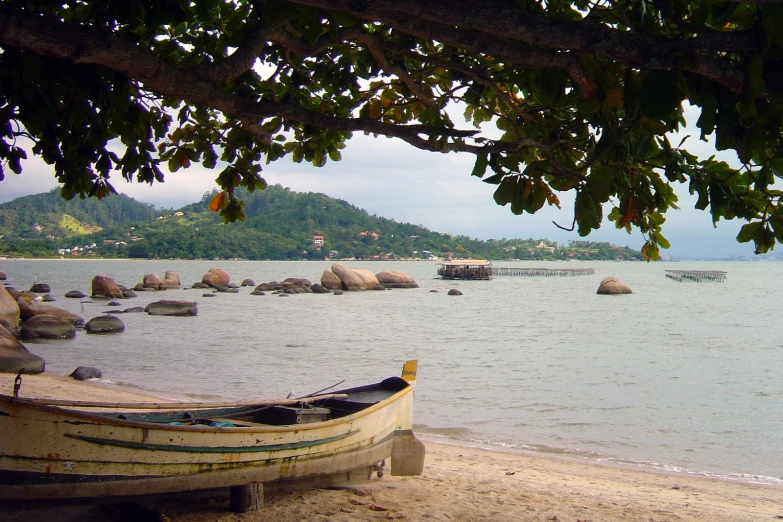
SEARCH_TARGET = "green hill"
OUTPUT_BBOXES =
[0,189,157,239]
[0,186,642,261]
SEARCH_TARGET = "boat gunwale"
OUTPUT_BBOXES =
[0,380,415,434]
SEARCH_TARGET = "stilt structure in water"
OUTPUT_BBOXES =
[664,270,727,282]
[491,267,595,277]
[437,260,493,280]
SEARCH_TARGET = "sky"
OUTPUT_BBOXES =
[0,114,757,259]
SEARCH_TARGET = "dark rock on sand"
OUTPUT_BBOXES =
[447,289,463,296]
[65,290,87,298]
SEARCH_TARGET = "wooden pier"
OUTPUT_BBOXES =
[664,270,727,282]
[491,267,595,277]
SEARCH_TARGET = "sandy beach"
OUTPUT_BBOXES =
[2,372,782,522]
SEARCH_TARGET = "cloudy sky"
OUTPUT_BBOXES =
[0,114,756,259]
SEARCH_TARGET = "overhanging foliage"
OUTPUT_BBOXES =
[2,1,783,257]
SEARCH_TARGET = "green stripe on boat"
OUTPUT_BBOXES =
[64,430,359,453]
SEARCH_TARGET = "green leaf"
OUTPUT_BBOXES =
[471,153,489,177]
[737,221,762,243]
[638,71,682,121]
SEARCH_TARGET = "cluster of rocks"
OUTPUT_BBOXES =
[0,265,422,376]
[0,270,203,375]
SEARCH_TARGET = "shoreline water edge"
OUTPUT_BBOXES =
[3,259,783,495]
[1,372,781,522]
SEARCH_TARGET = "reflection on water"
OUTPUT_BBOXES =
[3,259,783,484]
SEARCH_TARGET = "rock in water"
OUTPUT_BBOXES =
[145,300,198,316]
[30,283,51,293]
[201,268,230,288]
[85,315,126,334]
[320,270,343,290]
[92,274,124,299]
[143,273,163,290]
[331,263,366,291]
[376,270,419,289]
[70,366,102,380]
[0,323,45,374]
[596,277,633,295]
[16,296,84,327]
[0,286,20,330]
[20,315,77,340]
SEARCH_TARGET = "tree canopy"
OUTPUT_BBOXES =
[2,1,783,258]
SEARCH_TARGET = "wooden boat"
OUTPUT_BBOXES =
[0,360,424,506]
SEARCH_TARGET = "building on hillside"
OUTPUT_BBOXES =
[359,231,379,240]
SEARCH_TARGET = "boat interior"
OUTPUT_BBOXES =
[98,376,411,428]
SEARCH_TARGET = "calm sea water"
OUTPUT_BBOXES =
[2,259,782,485]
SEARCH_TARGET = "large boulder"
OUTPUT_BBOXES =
[0,323,45,374]
[597,277,633,295]
[376,270,420,289]
[201,268,230,288]
[331,263,367,291]
[143,273,163,290]
[353,269,381,288]
[16,296,84,327]
[163,271,181,289]
[145,300,198,316]
[85,315,126,334]
[320,270,343,290]
[280,278,312,293]
[20,315,77,340]
[70,366,102,380]
[0,285,20,330]
[92,274,124,299]
[0,270,5,280]
[30,283,51,293]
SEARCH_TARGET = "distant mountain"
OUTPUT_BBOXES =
[0,189,157,239]
[0,185,642,261]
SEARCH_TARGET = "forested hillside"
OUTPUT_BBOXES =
[0,189,157,238]
[0,186,642,261]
